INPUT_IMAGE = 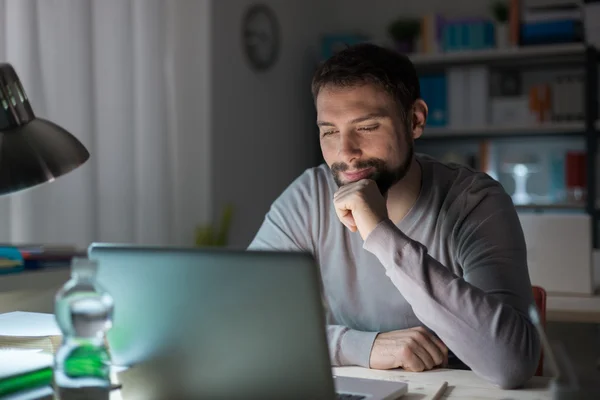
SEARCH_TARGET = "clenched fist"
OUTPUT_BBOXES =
[333,179,388,240]
[369,327,448,372]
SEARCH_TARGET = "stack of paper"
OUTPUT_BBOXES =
[0,350,54,399]
[0,312,62,354]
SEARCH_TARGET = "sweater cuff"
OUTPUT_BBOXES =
[339,329,379,368]
[363,219,410,266]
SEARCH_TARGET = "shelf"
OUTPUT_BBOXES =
[515,203,586,211]
[408,43,586,68]
[420,122,586,140]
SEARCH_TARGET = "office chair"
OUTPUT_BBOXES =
[532,285,547,376]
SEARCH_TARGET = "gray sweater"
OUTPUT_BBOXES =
[249,153,541,389]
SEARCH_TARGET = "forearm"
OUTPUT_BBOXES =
[327,325,378,368]
[364,219,540,389]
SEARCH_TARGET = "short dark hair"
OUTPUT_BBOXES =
[311,43,420,122]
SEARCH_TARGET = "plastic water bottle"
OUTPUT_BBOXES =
[54,257,114,396]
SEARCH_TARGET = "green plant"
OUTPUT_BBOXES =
[491,1,509,23]
[195,204,234,247]
[387,18,421,42]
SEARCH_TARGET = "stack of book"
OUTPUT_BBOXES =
[0,312,62,355]
[0,313,59,399]
[0,244,82,275]
[520,1,583,46]
[0,351,54,400]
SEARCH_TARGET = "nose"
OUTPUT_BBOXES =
[338,132,362,163]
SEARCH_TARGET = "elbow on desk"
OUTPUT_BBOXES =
[490,364,535,390]
[486,344,541,390]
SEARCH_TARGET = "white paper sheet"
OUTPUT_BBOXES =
[0,350,52,379]
[0,312,60,337]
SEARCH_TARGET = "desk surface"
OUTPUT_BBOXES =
[0,267,69,293]
[108,367,550,400]
[333,367,552,399]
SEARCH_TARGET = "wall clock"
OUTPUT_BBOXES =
[242,4,280,71]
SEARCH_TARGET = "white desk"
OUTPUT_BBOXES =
[0,268,70,293]
[333,367,552,399]
[0,268,70,314]
[106,367,552,400]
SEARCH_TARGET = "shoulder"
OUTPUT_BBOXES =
[249,164,335,252]
[419,155,524,258]
[419,153,513,216]
[270,163,335,211]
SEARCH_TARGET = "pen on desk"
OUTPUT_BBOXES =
[431,380,448,400]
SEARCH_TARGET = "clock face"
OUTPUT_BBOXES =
[242,4,280,71]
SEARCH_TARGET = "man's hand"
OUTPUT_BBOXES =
[369,327,448,372]
[333,179,387,240]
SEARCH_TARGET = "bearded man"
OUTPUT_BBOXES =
[249,43,540,390]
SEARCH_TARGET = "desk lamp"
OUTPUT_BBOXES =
[0,63,89,195]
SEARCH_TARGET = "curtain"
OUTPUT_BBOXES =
[0,0,212,249]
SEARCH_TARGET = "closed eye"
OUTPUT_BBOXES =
[321,130,338,137]
[358,125,379,132]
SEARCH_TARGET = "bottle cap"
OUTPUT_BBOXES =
[71,257,98,278]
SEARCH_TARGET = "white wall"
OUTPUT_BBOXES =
[211,0,331,247]
[165,0,213,246]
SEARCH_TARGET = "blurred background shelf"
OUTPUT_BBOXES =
[515,202,586,211]
[409,43,587,68]
[422,122,586,140]
[410,41,598,246]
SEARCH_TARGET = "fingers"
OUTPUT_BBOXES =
[398,344,426,372]
[405,339,436,371]
[411,327,447,366]
[333,184,358,231]
[370,328,449,372]
[428,332,449,363]
[333,179,367,199]
[335,208,357,231]
[413,332,444,367]
[333,179,379,234]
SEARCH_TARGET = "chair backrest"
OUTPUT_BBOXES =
[532,285,547,376]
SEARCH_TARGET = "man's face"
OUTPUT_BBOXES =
[316,84,414,195]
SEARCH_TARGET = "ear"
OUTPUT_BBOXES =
[411,99,428,140]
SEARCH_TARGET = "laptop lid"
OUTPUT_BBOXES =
[88,244,335,399]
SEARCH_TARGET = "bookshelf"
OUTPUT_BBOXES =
[409,43,586,67]
[515,202,585,211]
[422,121,586,140]
[412,45,599,247]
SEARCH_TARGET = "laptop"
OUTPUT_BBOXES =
[88,244,407,400]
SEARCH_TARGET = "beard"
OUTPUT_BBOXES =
[330,138,414,195]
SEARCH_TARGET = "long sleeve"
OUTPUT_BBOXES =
[248,168,378,369]
[363,191,541,389]
[327,326,378,368]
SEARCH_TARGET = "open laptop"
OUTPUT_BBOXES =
[88,244,407,400]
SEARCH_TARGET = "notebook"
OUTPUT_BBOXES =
[0,312,62,354]
[0,350,53,398]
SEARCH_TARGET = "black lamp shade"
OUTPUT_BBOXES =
[0,63,89,195]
